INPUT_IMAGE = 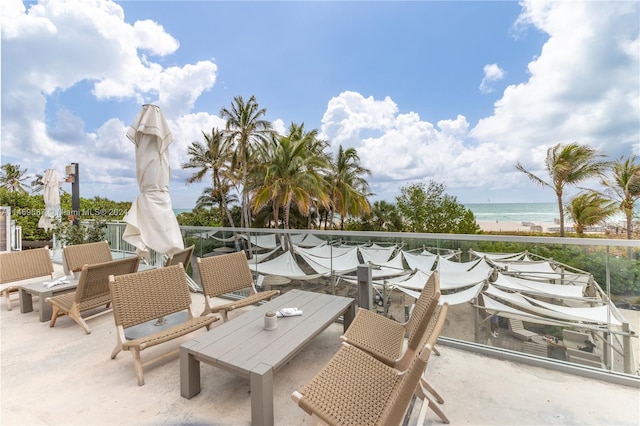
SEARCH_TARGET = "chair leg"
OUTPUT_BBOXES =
[130,348,145,386]
[3,290,12,311]
[49,306,61,327]
[416,382,450,424]
[421,377,445,404]
[68,306,91,334]
[111,339,122,359]
[425,393,450,424]
[433,345,441,356]
[219,309,229,322]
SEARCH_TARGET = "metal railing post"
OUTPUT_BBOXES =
[357,264,372,310]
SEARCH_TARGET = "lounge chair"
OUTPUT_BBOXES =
[508,318,538,341]
[196,251,279,321]
[165,245,194,268]
[291,302,448,426]
[165,245,200,293]
[108,263,218,386]
[46,256,140,334]
[562,329,603,368]
[0,247,55,310]
[63,240,112,275]
[340,271,441,369]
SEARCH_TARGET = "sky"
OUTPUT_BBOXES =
[1,0,639,210]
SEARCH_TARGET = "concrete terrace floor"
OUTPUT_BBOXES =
[1,271,639,425]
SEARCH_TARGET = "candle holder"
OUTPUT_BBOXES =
[264,311,277,330]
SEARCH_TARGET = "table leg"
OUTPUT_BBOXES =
[38,290,54,322]
[180,343,201,399]
[250,362,273,426]
[18,288,33,313]
[342,301,356,332]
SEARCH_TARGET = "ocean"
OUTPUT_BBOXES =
[174,202,630,224]
[465,202,559,223]
[175,203,561,223]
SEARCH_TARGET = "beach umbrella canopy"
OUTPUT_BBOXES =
[122,104,184,260]
[38,169,61,231]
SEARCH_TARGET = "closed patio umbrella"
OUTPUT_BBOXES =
[38,169,61,231]
[122,104,184,262]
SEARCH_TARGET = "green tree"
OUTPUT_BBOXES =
[182,127,236,227]
[252,123,329,250]
[361,200,403,231]
[601,155,640,240]
[515,142,610,237]
[326,145,371,230]
[0,163,30,194]
[566,192,617,237]
[219,95,272,229]
[176,207,221,227]
[396,181,480,233]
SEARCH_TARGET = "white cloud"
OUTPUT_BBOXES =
[473,0,639,159]
[479,63,505,94]
[320,1,638,203]
[0,0,220,204]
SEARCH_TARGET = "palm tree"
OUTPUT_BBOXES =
[0,163,30,193]
[182,128,236,227]
[30,173,44,194]
[601,155,640,240]
[326,145,372,230]
[515,142,609,237]
[367,200,402,231]
[219,95,272,229]
[252,123,329,251]
[566,192,617,237]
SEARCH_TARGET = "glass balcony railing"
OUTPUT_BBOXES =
[103,222,640,378]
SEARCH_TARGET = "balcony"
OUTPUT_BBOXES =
[2,225,639,424]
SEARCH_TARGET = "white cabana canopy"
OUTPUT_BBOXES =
[247,250,323,280]
[402,250,437,272]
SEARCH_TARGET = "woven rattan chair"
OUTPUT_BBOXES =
[46,256,140,334]
[197,251,279,321]
[108,263,218,386]
[165,245,194,268]
[0,247,55,310]
[340,271,441,369]
[63,240,112,275]
[413,303,450,424]
[291,303,448,426]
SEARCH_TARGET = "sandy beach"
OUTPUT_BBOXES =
[479,220,561,233]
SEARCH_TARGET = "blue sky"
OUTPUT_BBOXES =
[1,0,639,210]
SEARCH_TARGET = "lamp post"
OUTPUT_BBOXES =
[65,163,80,225]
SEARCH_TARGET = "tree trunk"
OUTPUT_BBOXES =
[557,193,565,237]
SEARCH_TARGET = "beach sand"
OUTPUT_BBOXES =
[479,220,559,233]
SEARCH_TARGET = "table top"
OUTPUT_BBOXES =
[182,289,354,376]
[18,277,78,293]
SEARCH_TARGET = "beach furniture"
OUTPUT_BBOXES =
[46,256,140,334]
[165,244,194,269]
[508,318,538,341]
[0,247,55,310]
[108,263,218,386]
[291,302,448,426]
[63,240,112,275]
[562,329,603,368]
[196,251,279,321]
[340,271,441,368]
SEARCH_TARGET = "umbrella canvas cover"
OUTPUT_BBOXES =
[38,169,61,231]
[123,104,184,260]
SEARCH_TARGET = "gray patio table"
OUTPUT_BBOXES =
[18,278,78,322]
[180,289,355,426]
